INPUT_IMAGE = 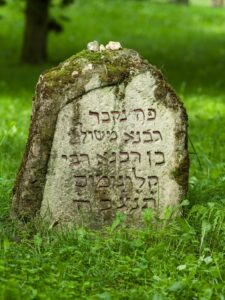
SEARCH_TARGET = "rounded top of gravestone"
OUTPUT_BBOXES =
[39,47,185,115]
[42,47,143,87]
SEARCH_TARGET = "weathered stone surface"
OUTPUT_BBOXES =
[11,48,188,227]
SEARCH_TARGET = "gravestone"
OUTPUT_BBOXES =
[12,43,189,227]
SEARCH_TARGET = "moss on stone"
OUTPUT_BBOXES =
[105,64,128,84]
[172,151,189,197]
[70,50,102,62]
[42,49,140,90]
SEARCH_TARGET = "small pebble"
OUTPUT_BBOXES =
[87,41,99,52]
[100,44,106,52]
[105,41,122,51]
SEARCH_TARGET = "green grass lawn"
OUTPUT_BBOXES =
[0,1,225,299]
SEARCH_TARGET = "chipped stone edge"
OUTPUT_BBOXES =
[11,49,189,220]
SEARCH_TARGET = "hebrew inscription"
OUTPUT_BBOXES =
[41,71,186,226]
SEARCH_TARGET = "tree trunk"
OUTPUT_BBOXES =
[21,0,51,64]
[212,0,224,7]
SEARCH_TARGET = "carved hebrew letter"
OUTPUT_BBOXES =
[100,199,112,211]
[69,153,80,166]
[124,131,141,144]
[119,152,129,163]
[147,108,156,120]
[153,130,162,141]
[134,108,145,122]
[94,130,105,141]
[80,154,90,166]
[119,194,139,212]
[117,175,125,188]
[109,152,116,164]
[129,197,139,212]
[125,175,133,188]
[147,151,151,167]
[143,130,153,143]
[148,176,159,197]
[130,151,141,163]
[102,112,110,123]
[79,123,87,143]
[87,131,93,141]
[97,153,108,165]
[120,110,127,122]
[133,131,141,144]
[107,131,118,142]
[89,111,99,124]
[97,176,110,188]
[132,167,145,188]
[124,131,134,143]
[117,197,126,209]
[155,151,165,165]
[74,175,87,187]
[111,111,120,124]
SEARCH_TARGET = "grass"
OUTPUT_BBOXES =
[0,0,225,299]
